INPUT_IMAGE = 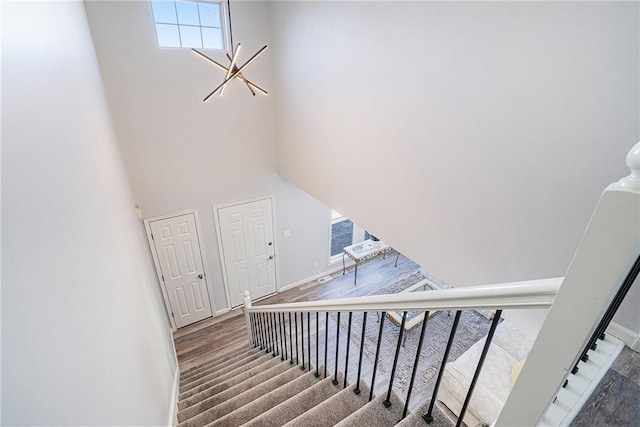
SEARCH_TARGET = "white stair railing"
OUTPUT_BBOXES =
[242,141,640,426]
[243,279,560,426]
[497,141,640,426]
[245,280,559,314]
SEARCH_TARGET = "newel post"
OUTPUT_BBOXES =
[496,141,640,426]
[243,290,253,346]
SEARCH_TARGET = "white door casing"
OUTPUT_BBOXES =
[216,198,277,307]
[149,213,213,328]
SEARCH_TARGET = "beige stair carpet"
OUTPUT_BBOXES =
[178,361,294,424]
[179,355,280,409]
[209,369,323,427]
[283,383,370,426]
[244,374,344,427]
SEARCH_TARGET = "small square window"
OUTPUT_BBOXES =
[198,3,221,28]
[176,1,199,26]
[155,23,181,47]
[202,27,223,50]
[151,1,177,24]
[151,0,227,50]
[178,25,202,48]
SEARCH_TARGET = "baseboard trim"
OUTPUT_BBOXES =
[607,321,640,350]
[280,262,355,292]
[167,367,179,427]
[215,307,230,316]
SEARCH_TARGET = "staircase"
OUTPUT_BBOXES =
[173,142,640,427]
[539,332,625,426]
[176,342,454,427]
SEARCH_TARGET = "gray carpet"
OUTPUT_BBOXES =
[332,271,492,398]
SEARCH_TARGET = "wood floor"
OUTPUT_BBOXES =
[173,251,419,372]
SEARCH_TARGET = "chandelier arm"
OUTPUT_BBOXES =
[220,43,241,96]
[238,75,267,95]
[192,49,229,72]
[203,45,267,101]
[225,54,261,95]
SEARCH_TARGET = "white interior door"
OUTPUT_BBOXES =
[150,213,212,328]
[217,198,277,307]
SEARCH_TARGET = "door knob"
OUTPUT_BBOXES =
[268,255,274,260]
[197,274,203,279]
[268,242,273,246]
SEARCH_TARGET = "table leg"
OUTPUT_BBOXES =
[353,261,358,286]
[395,252,400,268]
[342,252,346,275]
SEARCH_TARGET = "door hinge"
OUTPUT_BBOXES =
[161,275,165,282]
[171,312,175,318]
[151,232,155,241]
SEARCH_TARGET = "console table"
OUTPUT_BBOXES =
[342,239,399,286]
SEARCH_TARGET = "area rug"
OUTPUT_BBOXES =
[332,271,492,398]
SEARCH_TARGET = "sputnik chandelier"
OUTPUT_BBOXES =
[192,0,267,101]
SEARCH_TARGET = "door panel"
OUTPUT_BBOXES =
[150,213,212,328]
[218,199,277,307]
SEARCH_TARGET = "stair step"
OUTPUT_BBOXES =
[180,350,265,390]
[335,391,403,427]
[545,401,568,425]
[178,363,295,425]
[178,355,281,410]
[540,333,624,426]
[244,374,343,427]
[395,400,455,427]
[209,369,323,427]
[180,345,256,380]
[283,383,369,426]
[179,352,275,400]
[178,362,302,426]
[179,341,248,375]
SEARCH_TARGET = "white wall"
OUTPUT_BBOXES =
[272,2,639,288]
[84,1,334,313]
[2,1,177,424]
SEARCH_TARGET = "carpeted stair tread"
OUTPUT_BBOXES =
[208,368,323,427]
[179,352,275,399]
[179,341,249,377]
[244,374,343,427]
[180,350,264,389]
[282,383,369,427]
[179,363,305,427]
[178,355,281,410]
[180,342,250,376]
[180,350,265,390]
[394,399,455,427]
[181,346,260,381]
[178,359,295,423]
[335,390,404,427]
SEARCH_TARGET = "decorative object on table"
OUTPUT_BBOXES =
[192,0,267,101]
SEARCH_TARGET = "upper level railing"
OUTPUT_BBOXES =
[245,280,559,313]
[242,141,640,426]
[242,280,560,426]
[498,141,640,426]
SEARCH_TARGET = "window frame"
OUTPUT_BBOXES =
[150,0,231,52]
[328,210,365,265]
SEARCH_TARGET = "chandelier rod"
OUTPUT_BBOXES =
[227,0,234,54]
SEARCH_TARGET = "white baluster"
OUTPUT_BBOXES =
[243,290,253,346]
[608,140,640,193]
